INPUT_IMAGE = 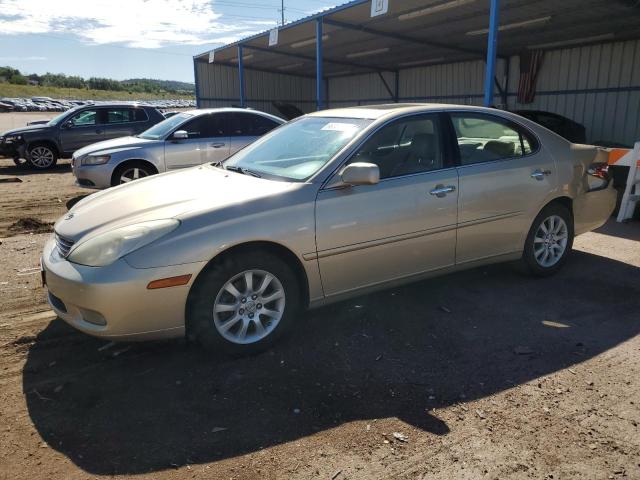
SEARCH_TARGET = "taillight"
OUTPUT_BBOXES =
[588,162,609,180]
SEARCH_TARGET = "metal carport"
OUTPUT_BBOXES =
[194,0,640,145]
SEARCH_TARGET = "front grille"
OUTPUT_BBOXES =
[55,233,75,257]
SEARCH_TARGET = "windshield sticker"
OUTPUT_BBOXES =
[321,122,359,132]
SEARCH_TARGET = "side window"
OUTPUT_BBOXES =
[70,109,97,127]
[251,115,280,136]
[350,114,443,179]
[180,115,223,139]
[451,113,538,165]
[134,108,149,122]
[227,112,279,136]
[105,108,136,124]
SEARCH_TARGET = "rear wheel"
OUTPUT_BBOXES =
[522,204,574,276]
[189,251,300,355]
[112,161,154,186]
[27,144,58,170]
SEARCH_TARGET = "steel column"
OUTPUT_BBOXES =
[316,18,323,111]
[193,59,201,108]
[483,0,500,107]
[238,45,245,107]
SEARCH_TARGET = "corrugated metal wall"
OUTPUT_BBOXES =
[196,39,640,145]
[506,39,640,146]
[326,59,507,108]
[195,61,316,116]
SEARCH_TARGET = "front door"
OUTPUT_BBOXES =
[59,108,104,153]
[315,113,458,297]
[449,112,558,264]
[164,114,216,169]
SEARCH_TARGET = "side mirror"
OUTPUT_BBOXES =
[61,120,73,129]
[172,130,188,140]
[340,162,380,186]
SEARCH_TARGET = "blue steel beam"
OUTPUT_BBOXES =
[316,18,323,110]
[238,45,246,107]
[483,0,500,107]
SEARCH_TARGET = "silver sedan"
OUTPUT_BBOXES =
[42,104,616,354]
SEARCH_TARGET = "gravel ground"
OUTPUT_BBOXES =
[0,114,639,480]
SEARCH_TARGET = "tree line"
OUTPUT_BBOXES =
[0,66,194,94]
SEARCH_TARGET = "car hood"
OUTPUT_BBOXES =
[2,124,51,136]
[54,165,296,241]
[73,136,158,157]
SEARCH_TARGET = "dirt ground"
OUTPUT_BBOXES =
[0,113,639,479]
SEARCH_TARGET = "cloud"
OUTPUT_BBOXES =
[0,56,47,61]
[0,0,275,48]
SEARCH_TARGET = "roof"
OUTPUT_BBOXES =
[306,102,510,119]
[194,0,640,78]
[180,107,286,121]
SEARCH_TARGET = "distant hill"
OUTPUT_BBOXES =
[123,78,194,94]
[0,66,194,96]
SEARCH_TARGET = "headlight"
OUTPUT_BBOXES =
[67,219,179,267]
[4,134,22,143]
[82,154,111,165]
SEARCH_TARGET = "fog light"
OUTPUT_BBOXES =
[80,308,107,326]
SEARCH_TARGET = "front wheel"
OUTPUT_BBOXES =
[522,204,574,276]
[112,161,154,186]
[188,251,301,355]
[27,144,58,170]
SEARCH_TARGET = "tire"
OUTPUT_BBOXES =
[521,203,574,277]
[188,251,301,356]
[27,143,58,170]
[112,161,155,186]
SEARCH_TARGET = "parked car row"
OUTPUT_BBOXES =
[72,108,284,188]
[40,103,616,355]
[0,103,166,169]
[0,96,195,113]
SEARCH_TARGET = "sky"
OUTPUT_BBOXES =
[0,0,338,83]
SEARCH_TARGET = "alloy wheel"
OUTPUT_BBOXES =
[533,214,568,268]
[213,269,285,345]
[119,167,149,184]
[29,147,54,168]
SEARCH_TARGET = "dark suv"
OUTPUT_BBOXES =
[0,103,165,169]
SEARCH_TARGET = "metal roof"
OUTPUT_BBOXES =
[194,0,640,78]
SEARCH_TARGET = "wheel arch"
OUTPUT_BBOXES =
[110,159,159,186]
[27,139,59,156]
[185,240,311,337]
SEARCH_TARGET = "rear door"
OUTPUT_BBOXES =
[202,113,230,163]
[58,108,104,152]
[228,112,281,154]
[315,113,458,296]
[449,112,557,264]
[101,107,150,139]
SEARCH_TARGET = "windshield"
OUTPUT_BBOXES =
[138,113,192,140]
[47,106,82,126]
[223,116,372,180]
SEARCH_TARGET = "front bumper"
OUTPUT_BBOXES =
[42,236,207,341]
[71,157,114,189]
[0,141,21,159]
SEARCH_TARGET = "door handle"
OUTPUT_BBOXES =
[210,142,225,148]
[531,169,551,180]
[95,129,103,134]
[429,184,456,198]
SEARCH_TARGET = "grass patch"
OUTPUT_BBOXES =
[0,84,194,101]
